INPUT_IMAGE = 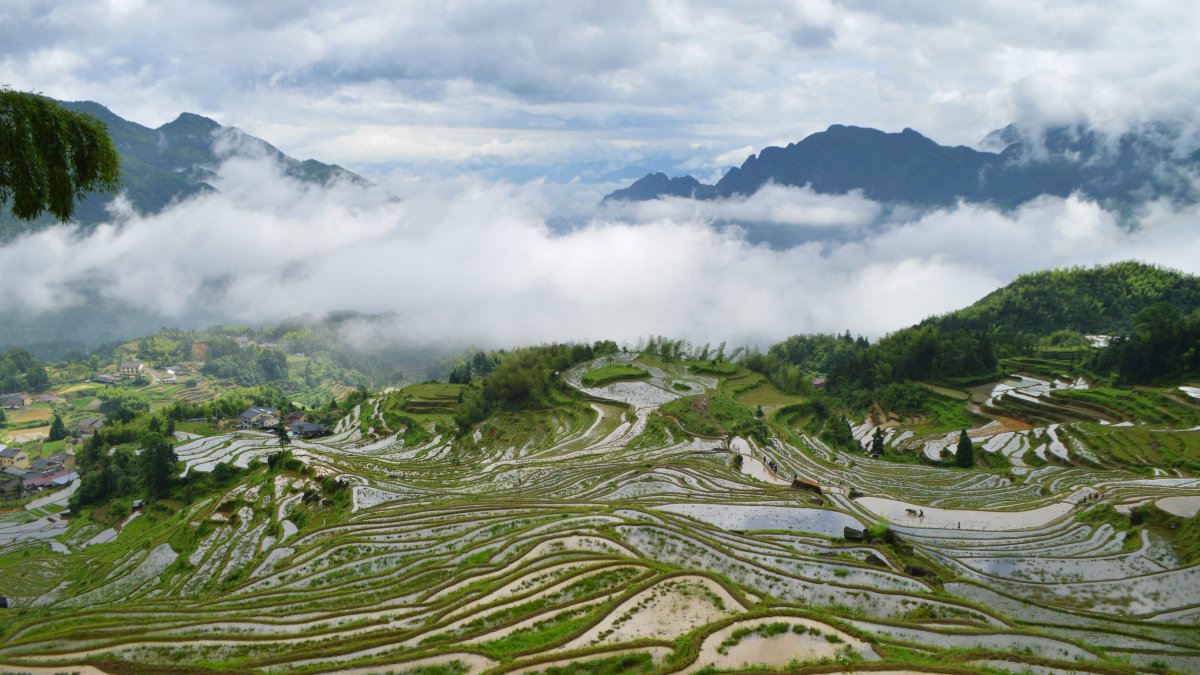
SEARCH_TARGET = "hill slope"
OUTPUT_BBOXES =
[0,99,370,240]
[930,261,1200,336]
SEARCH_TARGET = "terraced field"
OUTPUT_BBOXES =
[1,355,1199,673]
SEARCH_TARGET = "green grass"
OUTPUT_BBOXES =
[1052,386,1200,427]
[733,378,804,412]
[1075,503,1129,531]
[913,395,989,435]
[660,394,768,441]
[1070,422,1200,471]
[717,621,792,654]
[686,360,739,375]
[580,365,650,387]
[534,652,655,674]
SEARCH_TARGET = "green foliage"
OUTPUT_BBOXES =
[1075,503,1130,531]
[97,388,151,423]
[0,89,121,221]
[660,394,769,442]
[138,431,178,499]
[454,343,609,430]
[936,261,1200,336]
[1090,303,1200,383]
[201,344,289,386]
[0,348,49,393]
[163,386,294,424]
[686,359,739,375]
[753,327,995,409]
[580,364,649,387]
[954,429,974,468]
[820,415,859,453]
[868,426,885,457]
[876,381,929,415]
[47,413,67,441]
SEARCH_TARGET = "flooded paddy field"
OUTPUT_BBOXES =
[1,356,1198,673]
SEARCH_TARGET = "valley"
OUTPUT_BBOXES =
[1,346,1198,674]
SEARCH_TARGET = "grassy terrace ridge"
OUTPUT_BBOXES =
[580,364,651,387]
[0,350,1199,673]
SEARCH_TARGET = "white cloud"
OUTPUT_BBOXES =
[602,183,882,229]
[4,0,1199,169]
[3,154,1200,349]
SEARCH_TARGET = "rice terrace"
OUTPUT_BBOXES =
[2,335,1200,674]
[7,4,1200,673]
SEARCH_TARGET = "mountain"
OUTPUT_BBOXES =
[0,99,371,241]
[603,172,718,201]
[605,123,1200,209]
[929,261,1200,336]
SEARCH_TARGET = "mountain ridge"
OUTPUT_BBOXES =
[0,99,372,240]
[605,122,1200,209]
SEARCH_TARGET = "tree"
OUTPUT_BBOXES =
[98,388,151,423]
[24,363,49,391]
[48,413,67,441]
[0,407,6,428]
[955,429,974,468]
[1,89,121,221]
[869,426,885,457]
[754,404,764,418]
[138,431,178,499]
[273,422,291,449]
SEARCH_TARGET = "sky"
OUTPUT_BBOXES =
[3,1,1200,349]
[5,0,1199,174]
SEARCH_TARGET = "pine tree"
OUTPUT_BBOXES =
[48,413,67,441]
[870,427,886,457]
[138,432,178,499]
[274,423,291,448]
[955,429,975,468]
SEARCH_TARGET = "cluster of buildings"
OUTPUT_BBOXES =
[238,407,326,438]
[0,444,77,492]
[92,360,193,385]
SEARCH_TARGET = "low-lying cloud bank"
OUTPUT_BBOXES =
[3,153,1200,349]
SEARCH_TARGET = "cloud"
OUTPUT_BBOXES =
[4,0,1199,172]
[3,153,1200,351]
[601,183,882,230]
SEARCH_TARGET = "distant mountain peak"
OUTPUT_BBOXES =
[160,111,221,132]
[604,122,1200,209]
[602,172,716,202]
[1,98,375,241]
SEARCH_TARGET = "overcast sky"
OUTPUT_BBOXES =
[5,0,1199,175]
[3,1,1200,349]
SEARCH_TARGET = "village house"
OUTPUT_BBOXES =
[0,446,30,469]
[92,373,122,385]
[1,393,31,410]
[239,407,280,429]
[22,469,78,492]
[118,360,145,376]
[48,451,75,469]
[76,416,106,436]
[290,421,326,438]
